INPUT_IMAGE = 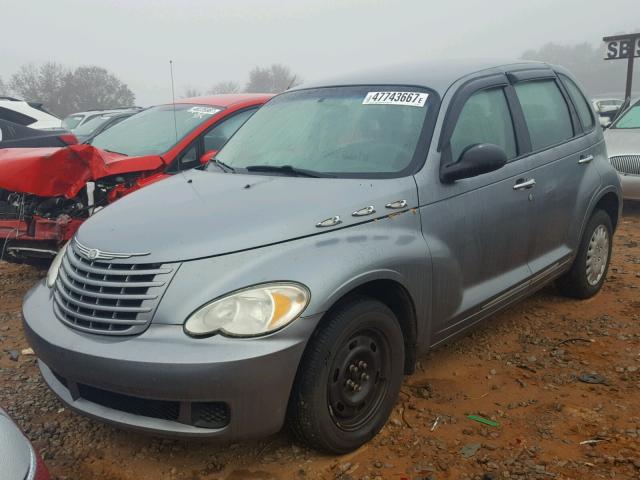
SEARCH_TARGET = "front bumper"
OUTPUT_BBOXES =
[619,174,640,201]
[23,281,320,439]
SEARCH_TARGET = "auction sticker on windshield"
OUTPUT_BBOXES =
[188,106,221,118]
[363,91,428,107]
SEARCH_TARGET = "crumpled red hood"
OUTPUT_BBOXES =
[0,144,165,198]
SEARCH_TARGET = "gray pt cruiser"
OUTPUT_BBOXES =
[23,60,622,453]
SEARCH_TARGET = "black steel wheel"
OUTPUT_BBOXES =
[288,295,404,453]
[327,329,391,431]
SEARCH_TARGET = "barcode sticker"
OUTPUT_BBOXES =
[363,91,428,107]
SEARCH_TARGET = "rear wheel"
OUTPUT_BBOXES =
[288,296,404,453]
[556,209,612,299]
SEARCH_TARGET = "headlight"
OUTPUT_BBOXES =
[46,242,69,288]
[184,282,310,338]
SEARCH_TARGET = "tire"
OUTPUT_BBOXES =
[287,295,404,454]
[556,209,613,299]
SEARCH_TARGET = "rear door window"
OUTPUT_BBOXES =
[559,75,594,131]
[449,87,517,162]
[514,80,574,150]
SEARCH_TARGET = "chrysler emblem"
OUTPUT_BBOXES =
[74,239,150,261]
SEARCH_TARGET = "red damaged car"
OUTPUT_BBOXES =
[0,94,272,263]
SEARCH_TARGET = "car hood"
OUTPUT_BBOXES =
[604,128,640,157]
[0,144,165,198]
[75,169,419,263]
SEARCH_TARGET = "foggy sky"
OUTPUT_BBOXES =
[2,0,639,106]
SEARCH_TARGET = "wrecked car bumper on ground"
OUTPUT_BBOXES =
[22,281,318,439]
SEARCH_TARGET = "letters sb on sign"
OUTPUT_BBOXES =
[605,38,640,60]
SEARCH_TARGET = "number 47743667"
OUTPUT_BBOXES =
[363,91,428,107]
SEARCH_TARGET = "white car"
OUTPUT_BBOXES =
[0,97,61,129]
[591,98,624,128]
[62,107,142,131]
[605,97,640,201]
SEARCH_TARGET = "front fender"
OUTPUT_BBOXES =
[154,209,430,340]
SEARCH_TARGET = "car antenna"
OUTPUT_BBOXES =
[286,75,298,91]
[169,60,180,172]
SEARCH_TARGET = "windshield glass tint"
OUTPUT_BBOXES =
[91,104,222,156]
[613,104,640,129]
[213,86,430,176]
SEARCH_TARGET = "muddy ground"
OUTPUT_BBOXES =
[1,203,639,480]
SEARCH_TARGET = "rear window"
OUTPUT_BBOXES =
[63,114,85,130]
[559,75,594,131]
[73,115,118,136]
[0,106,36,126]
[514,80,574,151]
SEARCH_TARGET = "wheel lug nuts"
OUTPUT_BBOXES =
[355,385,362,392]
[358,361,367,369]
[360,373,369,381]
[349,365,358,374]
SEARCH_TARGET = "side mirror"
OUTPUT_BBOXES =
[199,149,218,165]
[441,143,507,183]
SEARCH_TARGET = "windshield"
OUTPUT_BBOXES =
[63,114,84,130]
[211,86,431,177]
[612,102,640,129]
[91,104,222,156]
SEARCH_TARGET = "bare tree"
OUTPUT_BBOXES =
[182,87,202,98]
[61,66,135,115]
[208,81,241,94]
[9,63,135,117]
[0,76,8,96]
[245,64,301,93]
[10,63,69,114]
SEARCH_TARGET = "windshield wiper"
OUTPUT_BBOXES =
[102,148,128,156]
[245,165,335,178]
[212,158,235,173]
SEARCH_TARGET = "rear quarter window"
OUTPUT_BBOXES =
[559,75,594,131]
[514,79,574,151]
[0,106,36,126]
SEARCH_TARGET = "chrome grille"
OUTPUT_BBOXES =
[53,242,176,335]
[610,155,640,176]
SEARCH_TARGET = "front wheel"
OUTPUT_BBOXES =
[287,296,404,453]
[556,209,613,299]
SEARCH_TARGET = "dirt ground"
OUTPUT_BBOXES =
[1,204,639,480]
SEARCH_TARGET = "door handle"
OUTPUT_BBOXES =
[513,178,536,190]
[385,200,407,209]
[578,154,594,165]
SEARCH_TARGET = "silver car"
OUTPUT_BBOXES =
[605,98,640,200]
[23,60,622,453]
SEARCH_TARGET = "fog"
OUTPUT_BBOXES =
[2,0,639,106]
